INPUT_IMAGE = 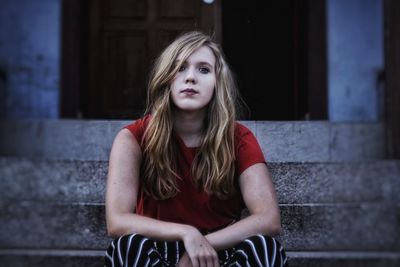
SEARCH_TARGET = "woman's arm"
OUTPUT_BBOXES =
[106,128,189,239]
[205,163,282,251]
[106,129,219,267]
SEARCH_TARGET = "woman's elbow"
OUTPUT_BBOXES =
[262,213,282,236]
[106,216,123,238]
[270,221,282,236]
[106,222,119,238]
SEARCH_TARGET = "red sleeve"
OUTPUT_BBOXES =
[123,115,151,145]
[235,122,266,176]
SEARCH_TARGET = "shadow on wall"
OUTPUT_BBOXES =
[0,67,6,118]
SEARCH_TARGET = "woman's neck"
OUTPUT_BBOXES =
[173,110,206,147]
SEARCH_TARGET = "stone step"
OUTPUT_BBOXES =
[0,249,103,267]
[1,202,399,251]
[0,120,384,162]
[1,158,398,204]
[0,250,399,267]
[287,251,400,267]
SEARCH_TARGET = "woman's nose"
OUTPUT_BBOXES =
[184,67,196,83]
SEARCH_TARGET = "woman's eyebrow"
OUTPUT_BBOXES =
[197,61,214,67]
[175,59,214,68]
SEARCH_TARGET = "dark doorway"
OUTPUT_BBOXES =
[61,0,327,120]
[222,0,326,120]
[384,0,400,158]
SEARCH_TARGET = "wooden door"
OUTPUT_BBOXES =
[85,0,221,118]
[61,0,326,121]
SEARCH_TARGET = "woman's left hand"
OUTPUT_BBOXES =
[181,226,220,267]
[177,252,192,267]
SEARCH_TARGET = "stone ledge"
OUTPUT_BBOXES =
[0,120,384,162]
[1,158,398,204]
[0,254,102,267]
[0,250,399,267]
[1,202,398,251]
[287,251,400,267]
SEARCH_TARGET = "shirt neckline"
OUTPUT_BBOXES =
[172,130,200,150]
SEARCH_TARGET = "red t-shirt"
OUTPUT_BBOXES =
[124,115,266,233]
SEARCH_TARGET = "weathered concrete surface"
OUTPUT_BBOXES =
[0,158,108,203]
[0,203,110,250]
[256,121,330,162]
[329,123,385,161]
[0,252,103,267]
[270,161,400,204]
[0,251,399,267]
[287,251,400,267]
[280,204,400,251]
[0,120,385,162]
[1,203,398,251]
[0,120,123,161]
[0,119,394,266]
[1,158,398,204]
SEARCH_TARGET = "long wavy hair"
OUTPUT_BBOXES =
[141,31,241,200]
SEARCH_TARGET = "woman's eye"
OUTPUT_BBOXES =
[199,67,210,74]
[178,65,186,72]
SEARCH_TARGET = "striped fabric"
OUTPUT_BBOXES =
[105,233,288,267]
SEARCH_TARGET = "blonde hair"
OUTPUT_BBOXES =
[142,31,240,200]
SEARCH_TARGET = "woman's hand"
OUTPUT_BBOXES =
[180,226,219,267]
[177,252,192,267]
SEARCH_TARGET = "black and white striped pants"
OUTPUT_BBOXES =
[105,233,288,267]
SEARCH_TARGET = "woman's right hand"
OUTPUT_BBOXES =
[181,226,220,267]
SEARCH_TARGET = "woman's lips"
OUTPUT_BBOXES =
[181,88,198,95]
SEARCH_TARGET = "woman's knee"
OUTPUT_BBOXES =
[105,233,157,266]
[247,234,284,245]
[107,233,150,252]
[236,235,287,267]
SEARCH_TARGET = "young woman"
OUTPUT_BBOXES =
[105,31,287,267]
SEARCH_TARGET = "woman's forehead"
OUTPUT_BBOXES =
[176,46,216,66]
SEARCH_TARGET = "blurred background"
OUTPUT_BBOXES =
[0,0,399,266]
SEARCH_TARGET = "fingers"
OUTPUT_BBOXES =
[182,227,219,267]
[185,248,218,267]
[177,252,193,267]
[213,252,220,267]
[191,257,199,267]
[205,250,219,267]
[192,249,219,267]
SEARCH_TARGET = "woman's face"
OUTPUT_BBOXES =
[170,46,216,114]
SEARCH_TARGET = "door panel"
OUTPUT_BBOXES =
[103,32,148,116]
[158,0,197,18]
[106,0,146,18]
[85,0,220,118]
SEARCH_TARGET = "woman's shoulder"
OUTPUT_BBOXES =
[234,121,255,137]
[125,114,151,128]
[123,114,152,143]
[233,121,262,150]
[233,121,266,174]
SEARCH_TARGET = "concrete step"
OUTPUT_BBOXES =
[287,251,400,267]
[1,157,398,204]
[0,250,103,267]
[0,120,384,162]
[0,250,399,267]
[1,202,399,251]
